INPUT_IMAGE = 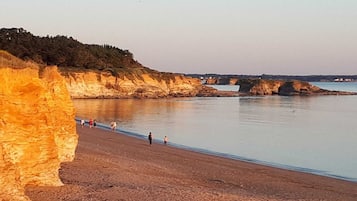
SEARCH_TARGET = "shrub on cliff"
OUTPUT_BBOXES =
[0,28,144,71]
[0,28,185,83]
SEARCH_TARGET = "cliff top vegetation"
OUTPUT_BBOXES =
[0,50,38,69]
[0,28,179,81]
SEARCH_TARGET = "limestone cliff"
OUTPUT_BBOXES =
[0,51,78,200]
[60,69,217,98]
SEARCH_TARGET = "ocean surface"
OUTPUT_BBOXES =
[73,82,357,182]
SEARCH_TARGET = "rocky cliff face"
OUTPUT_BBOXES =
[278,80,323,96]
[238,79,284,95]
[0,51,78,200]
[61,70,216,98]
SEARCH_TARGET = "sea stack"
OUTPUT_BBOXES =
[0,51,78,200]
[238,78,357,96]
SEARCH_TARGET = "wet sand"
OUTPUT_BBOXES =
[26,125,357,201]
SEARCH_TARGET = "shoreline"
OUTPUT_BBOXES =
[79,119,357,183]
[26,124,357,201]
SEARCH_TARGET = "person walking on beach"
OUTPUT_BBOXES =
[80,119,85,128]
[110,121,117,131]
[148,132,153,145]
[89,118,93,128]
[164,136,168,145]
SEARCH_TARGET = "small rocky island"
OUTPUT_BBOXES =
[237,79,357,96]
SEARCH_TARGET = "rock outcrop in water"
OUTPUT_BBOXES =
[238,79,357,96]
[0,51,78,200]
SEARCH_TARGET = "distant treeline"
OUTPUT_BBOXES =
[186,74,357,82]
[0,28,154,74]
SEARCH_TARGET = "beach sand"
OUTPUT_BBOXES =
[25,125,357,201]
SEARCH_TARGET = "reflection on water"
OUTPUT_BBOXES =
[73,90,357,182]
[73,98,195,127]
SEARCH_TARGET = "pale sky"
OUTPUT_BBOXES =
[1,0,357,75]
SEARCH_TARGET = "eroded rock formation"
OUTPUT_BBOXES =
[238,79,284,95]
[278,80,323,95]
[0,51,78,200]
[61,70,218,98]
[238,79,357,96]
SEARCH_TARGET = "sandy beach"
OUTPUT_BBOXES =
[25,125,357,201]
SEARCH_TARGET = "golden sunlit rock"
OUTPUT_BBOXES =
[0,51,78,200]
[61,70,204,98]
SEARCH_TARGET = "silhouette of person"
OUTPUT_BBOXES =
[148,132,153,145]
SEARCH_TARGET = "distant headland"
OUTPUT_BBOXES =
[186,74,357,84]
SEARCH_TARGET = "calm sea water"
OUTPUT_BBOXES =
[73,82,357,182]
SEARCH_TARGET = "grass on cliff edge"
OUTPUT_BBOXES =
[0,50,38,69]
